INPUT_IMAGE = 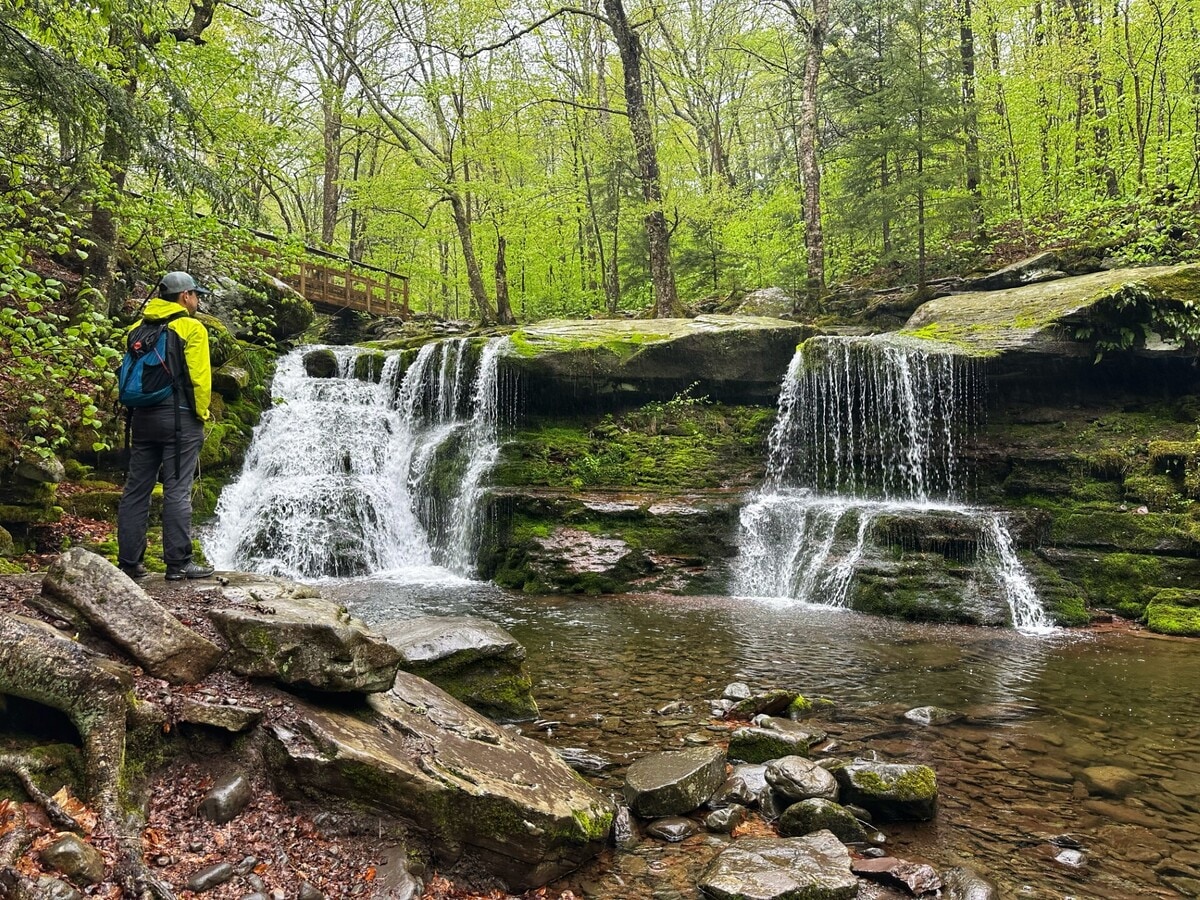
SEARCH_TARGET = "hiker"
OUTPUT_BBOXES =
[116,271,216,581]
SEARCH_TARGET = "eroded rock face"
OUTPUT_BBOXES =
[261,673,614,890]
[39,548,221,685]
[506,315,812,413]
[379,615,538,722]
[208,587,400,692]
[698,831,859,900]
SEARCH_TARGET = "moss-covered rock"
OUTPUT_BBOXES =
[903,263,1200,357]
[833,759,938,822]
[1145,588,1200,636]
[777,798,868,842]
[505,315,812,414]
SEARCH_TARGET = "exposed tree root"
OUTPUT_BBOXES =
[0,753,79,831]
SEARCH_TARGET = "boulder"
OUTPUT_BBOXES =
[39,834,104,885]
[833,759,938,822]
[1144,588,1200,637]
[646,817,700,842]
[728,726,823,764]
[623,746,727,818]
[39,548,221,685]
[208,587,400,692]
[729,690,801,719]
[706,805,748,834]
[378,615,538,722]
[777,799,867,843]
[261,673,613,891]
[964,251,1068,292]
[303,347,339,378]
[212,363,251,400]
[709,764,769,809]
[175,697,263,732]
[698,831,859,900]
[14,451,65,484]
[903,263,1200,357]
[506,315,813,413]
[199,772,254,824]
[765,756,839,801]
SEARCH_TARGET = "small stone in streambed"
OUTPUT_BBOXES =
[646,817,700,842]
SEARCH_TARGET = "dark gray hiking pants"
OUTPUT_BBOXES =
[117,405,205,568]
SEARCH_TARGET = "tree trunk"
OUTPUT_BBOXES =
[494,232,516,324]
[602,0,681,317]
[320,93,342,248]
[797,0,829,313]
[87,24,137,315]
[958,0,984,235]
[449,193,495,324]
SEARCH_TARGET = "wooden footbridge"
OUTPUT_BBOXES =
[246,229,410,316]
[285,253,410,316]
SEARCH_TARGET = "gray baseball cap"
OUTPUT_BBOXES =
[158,271,211,296]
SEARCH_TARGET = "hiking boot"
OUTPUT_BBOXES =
[165,562,215,581]
[119,563,149,580]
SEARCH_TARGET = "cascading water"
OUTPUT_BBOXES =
[205,336,510,580]
[733,335,1052,633]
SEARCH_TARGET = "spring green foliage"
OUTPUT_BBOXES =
[4,0,1200,328]
[0,190,120,458]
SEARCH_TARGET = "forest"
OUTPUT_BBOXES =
[2,0,1200,466]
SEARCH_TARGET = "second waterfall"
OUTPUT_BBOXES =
[206,337,511,580]
[733,335,1050,632]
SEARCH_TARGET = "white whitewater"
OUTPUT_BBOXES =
[206,337,509,581]
[734,335,1052,633]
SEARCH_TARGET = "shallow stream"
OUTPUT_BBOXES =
[329,577,1200,900]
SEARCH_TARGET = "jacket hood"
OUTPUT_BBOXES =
[142,297,191,322]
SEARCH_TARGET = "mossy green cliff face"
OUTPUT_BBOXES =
[484,291,1200,633]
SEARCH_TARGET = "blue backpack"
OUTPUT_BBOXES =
[117,311,187,408]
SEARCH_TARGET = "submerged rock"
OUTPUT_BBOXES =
[851,856,943,894]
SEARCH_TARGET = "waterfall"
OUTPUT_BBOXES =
[734,335,1052,633]
[206,337,510,580]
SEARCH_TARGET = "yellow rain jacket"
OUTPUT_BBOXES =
[130,297,212,421]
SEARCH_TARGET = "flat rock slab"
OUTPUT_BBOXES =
[209,589,400,693]
[507,315,813,410]
[262,672,613,891]
[699,831,859,900]
[40,548,220,684]
[903,264,1200,356]
[624,746,727,818]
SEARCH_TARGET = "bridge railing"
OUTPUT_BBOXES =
[247,245,410,316]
